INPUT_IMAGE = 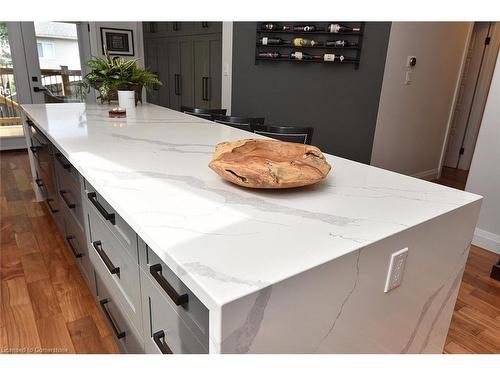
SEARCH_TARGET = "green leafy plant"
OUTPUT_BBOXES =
[76,49,162,103]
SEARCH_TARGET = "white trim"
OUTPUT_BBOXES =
[0,136,26,150]
[411,168,440,181]
[221,22,233,115]
[473,228,500,254]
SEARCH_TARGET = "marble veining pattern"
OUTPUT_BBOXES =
[21,103,482,310]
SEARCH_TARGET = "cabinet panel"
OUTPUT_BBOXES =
[95,272,144,354]
[209,38,222,109]
[144,39,160,105]
[141,270,207,354]
[193,39,210,109]
[179,39,194,108]
[167,41,181,111]
[192,22,222,35]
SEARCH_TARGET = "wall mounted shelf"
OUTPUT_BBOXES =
[255,22,365,69]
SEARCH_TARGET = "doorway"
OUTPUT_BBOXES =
[441,22,499,189]
[0,21,90,151]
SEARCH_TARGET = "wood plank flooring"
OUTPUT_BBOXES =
[1,150,119,354]
[1,149,499,354]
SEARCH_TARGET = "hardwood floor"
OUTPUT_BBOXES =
[1,149,499,354]
[0,150,119,354]
[436,166,469,191]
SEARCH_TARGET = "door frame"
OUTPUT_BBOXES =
[2,22,93,150]
[439,22,500,174]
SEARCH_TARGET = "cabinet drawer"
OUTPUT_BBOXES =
[84,180,137,262]
[39,169,64,232]
[87,206,141,332]
[95,273,144,354]
[54,151,80,185]
[56,161,84,227]
[141,270,207,354]
[63,206,92,283]
[139,241,209,347]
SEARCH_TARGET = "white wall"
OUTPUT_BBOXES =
[465,52,500,254]
[371,22,472,179]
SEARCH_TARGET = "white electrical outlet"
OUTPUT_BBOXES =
[384,248,409,293]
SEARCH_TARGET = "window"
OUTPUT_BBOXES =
[36,41,55,59]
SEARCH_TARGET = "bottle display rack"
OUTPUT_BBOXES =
[255,22,365,69]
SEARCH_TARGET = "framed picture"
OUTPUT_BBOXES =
[100,27,134,56]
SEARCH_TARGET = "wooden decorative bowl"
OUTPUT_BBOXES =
[208,139,331,189]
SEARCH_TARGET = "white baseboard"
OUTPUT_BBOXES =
[473,228,500,255]
[411,168,440,181]
[0,136,26,151]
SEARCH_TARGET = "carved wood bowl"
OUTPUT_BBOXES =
[208,139,332,189]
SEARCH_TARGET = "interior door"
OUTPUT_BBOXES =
[444,22,491,169]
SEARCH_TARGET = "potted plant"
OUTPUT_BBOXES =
[76,49,162,106]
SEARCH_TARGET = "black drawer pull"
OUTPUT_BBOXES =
[87,192,115,225]
[99,298,126,339]
[35,178,44,188]
[150,263,188,306]
[30,146,40,154]
[153,330,172,354]
[92,240,120,277]
[55,153,71,169]
[66,235,83,258]
[59,190,76,209]
[46,198,59,213]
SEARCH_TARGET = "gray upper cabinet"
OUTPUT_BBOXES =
[192,22,222,35]
[143,22,222,111]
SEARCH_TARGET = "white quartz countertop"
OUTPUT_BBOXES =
[21,103,482,309]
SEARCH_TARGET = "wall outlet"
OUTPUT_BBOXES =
[384,248,409,293]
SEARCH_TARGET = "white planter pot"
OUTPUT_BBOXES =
[118,90,136,109]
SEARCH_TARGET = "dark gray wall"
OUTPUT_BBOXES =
[231,22,391,163]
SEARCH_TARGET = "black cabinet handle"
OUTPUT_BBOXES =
[33,87,47,93]
[153,72,160,91]
[66,235,83,258]
[202,22,209,28]
[173,22,179,31]
[46,198,59,213]
[59,190,76,209]
[87,192,115,225]
[35,178,44,188]
[93,241,120,277]
[202,77,208,101]
[55,153,71,169]
[99,298,126,339]
[150,263,188,306]
[174,74,182,96]
[30,146,40,154]
[153,330,172,354]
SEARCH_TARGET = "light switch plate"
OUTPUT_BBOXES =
[384,248,409,293]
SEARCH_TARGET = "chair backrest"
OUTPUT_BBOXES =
[180,106,227,120]
[212,115,265,132]
[253,125,314,145]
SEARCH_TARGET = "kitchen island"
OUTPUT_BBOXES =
[21,103,481,354]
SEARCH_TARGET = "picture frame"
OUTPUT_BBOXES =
[100,27,135,56]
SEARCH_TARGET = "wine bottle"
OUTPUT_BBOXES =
[258,52,282,59]
[292,37,319,47]
[325,40,358,47]
[290,52,322,61]
[261,23,291,31]
[293,25,317,32]
[323,54,346,62]
[327,24,361,33]
[259,37,288,46]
